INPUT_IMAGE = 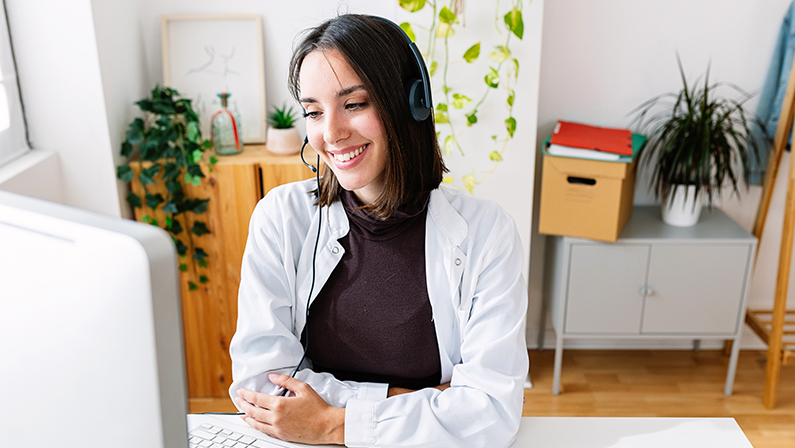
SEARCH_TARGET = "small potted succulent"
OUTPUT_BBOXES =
[266,103,302,155]
[631,58,763,227]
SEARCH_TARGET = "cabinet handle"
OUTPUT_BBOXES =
[639,285,655,296]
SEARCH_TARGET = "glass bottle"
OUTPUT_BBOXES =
[211,92,244,156]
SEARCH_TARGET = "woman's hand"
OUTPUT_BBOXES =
[236,373,345,445]
[387,382,451,397]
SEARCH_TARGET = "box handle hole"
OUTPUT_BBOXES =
[567,176,596,186]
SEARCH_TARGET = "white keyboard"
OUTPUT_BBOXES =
[189,422,289,448]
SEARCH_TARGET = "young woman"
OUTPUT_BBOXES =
[229,14,528,447]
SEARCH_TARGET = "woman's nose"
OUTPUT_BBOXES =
[323,110,350,145]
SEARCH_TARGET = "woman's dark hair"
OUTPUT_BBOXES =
[288,14,447,218]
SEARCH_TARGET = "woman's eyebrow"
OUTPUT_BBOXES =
[300,85,366,104]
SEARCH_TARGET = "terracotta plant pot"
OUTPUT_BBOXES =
[266,127,302,155]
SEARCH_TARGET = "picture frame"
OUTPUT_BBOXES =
[162,15,266,143]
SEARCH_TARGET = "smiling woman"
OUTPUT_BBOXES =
[228,14,528,448]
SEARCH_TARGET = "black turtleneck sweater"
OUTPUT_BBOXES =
[304,190,441,390]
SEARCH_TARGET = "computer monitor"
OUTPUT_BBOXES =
[0,190,188,448]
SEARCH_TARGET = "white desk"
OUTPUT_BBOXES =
[188,415,753,447]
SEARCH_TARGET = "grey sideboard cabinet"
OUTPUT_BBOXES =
[540,206,757,395]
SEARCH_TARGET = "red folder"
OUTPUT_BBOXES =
[550,121,633,156]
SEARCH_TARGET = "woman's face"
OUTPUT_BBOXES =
[299,49,388,205]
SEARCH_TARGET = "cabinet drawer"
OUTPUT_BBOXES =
[565,244,649,334]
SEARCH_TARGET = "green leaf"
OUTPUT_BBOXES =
[117,164,134,182]
[399,22,416,42]
[463,174,476,194]
[489,151,503,162]
[179,263,188,273]
[145,192,164,210]
[165,216,173,229]
[191,149,203,164]
[168,218,183,235]
[126,192,141,208]
[463,43,481,63]
[197,259,209,268]
[443,136,454,157]
[452,93,471,109]
[511,58,520,80]
[465,111,478,126]
[184,172,195,186]
[141,215,150,223]
[442,176,453,183]
[121,141,133,158]
[491,135,498,142]
[126,118,144,145]
[165,180,182,196]
[174,238,188,257]
[505,117,517,138]
[187,121,200,142]
[442,85,452,94]
[439,6,458,24]
[436,22,455,37]
[191,221,211,236]
[191,176,201,187]
[199,275,209,284]
[489,45,511,63]
[429,61,438,77]
[503,8,524,40]
[140,164,160,186]
[485,67,500,88]
[162,199,178,215]
[201,140,213,150]
[436,103,448,112]
[399,0,426,12]
[162,163,180,181]
[187,163,205,179]
[188,282,198,291]
[182,198,209,214]
[209,155,218,165]
[193,247,208,261]
[434,112,449,124]
[149,218,159,227]
[507,89,516,107]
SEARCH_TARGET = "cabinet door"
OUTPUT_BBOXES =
[565,244,649,334]
[641,244,750,335]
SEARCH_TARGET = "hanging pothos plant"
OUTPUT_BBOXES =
[398,0,526,193]
[116,85,217,291]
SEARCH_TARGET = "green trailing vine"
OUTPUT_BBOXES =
[398,0,526,193]
[116,85,217,292]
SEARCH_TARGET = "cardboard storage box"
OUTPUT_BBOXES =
[538,151,638,242]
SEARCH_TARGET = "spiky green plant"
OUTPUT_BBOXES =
[267,103,298,129]
[631,57,764,207]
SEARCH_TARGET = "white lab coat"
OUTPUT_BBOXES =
[229,179,528,448]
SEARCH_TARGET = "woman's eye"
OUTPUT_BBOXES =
[346,102,367,111]
[303,111,321,120]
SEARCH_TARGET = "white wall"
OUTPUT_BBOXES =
[4,0,121,216]
[533,0,794,349]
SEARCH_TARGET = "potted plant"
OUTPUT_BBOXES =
[266,103,302,155]
[631,59,763,227]
[116,85,216,291]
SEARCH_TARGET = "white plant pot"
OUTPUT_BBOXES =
[266,127,302,155]
[661,185,703,227]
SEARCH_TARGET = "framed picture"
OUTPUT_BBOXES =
[162,15,266,143]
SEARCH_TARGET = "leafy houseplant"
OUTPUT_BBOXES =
[116,85,217,291]
[266,103,302,155]
[631,59,762,226]
[398,0,525,193]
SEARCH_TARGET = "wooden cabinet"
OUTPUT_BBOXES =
[130,145,314,398]
[541,207,757,395]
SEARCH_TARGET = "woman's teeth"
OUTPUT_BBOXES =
[334,144,366,162]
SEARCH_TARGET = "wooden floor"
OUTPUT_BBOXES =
[190,349,795,447]
[525,349,795,448]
